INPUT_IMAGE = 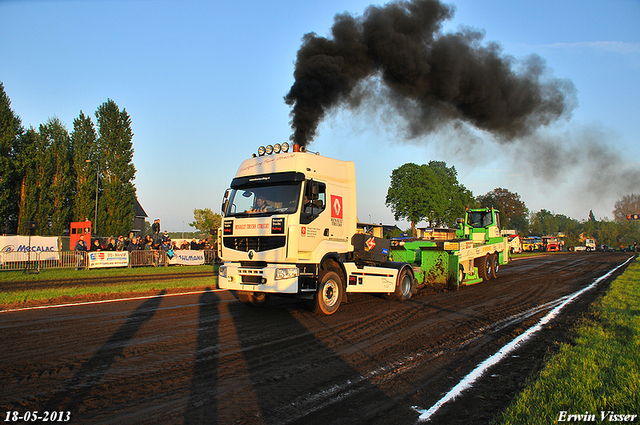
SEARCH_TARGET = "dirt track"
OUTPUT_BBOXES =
[0,252,633,424]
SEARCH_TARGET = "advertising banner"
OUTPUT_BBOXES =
[88,251,129,269]
[168,250,205,266]
[0,236,60,261]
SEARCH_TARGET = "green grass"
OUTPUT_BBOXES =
[0,276,218,305]
[495,258,640,424]
[0,264,217,282]
[0,265,218,306]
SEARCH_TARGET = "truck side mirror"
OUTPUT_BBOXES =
[221,189,230,215]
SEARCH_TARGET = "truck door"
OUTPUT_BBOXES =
[298,181,329,252]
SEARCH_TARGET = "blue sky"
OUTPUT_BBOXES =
[1,0,639,232]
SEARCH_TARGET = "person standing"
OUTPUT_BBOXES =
[74,236,87,270]
[90,239,102,252]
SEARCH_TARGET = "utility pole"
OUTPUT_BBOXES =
[86,159,99,236]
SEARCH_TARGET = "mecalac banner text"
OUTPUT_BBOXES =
[168,250,205,266]
[0,236,60,261]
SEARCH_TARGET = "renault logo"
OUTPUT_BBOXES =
[248,250,255,260]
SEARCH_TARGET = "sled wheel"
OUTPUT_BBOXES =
[491,254,500,279]
[458,265,465,288]
[477,255,491,281]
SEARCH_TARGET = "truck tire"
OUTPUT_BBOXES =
[389,267,414,301]
[458,265,465,287]
[312,271,343,315]
[237,291,269,307]
[490,253,499,279]
[477,254,491,281]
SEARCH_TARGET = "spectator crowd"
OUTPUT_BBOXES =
[75,218,213,254]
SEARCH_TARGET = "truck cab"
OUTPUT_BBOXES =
[455,207,502,244]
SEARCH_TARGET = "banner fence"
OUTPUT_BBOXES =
[0,249,215,272]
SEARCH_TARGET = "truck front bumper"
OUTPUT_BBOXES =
[218,263,300,294]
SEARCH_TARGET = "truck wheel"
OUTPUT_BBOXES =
[477,255,491,281]
[237,291,269,307]
[458,265,465,287]
[490,254,499,279]
[390,267,414,301]
[312,271,343,315]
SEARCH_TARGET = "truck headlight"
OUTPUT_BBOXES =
[275,267,299,280]
[218,265,227,278]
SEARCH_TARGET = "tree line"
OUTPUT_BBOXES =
[0,82,137,237]
[385,161,640,248]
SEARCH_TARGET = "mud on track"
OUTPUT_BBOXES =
[0,252,633,424]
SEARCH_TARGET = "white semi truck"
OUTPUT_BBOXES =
[217,144,508,315]
[217,144,415,315]
[569,238,596,252]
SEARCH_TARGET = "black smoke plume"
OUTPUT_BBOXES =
[284,0,576,147]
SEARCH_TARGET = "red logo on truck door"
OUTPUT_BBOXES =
[331,195,343,227]
[331,195,343,219]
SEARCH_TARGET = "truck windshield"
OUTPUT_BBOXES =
[225,182,301,217]
[467,211,494,228]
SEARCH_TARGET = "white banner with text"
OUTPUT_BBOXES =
[0,235,60,261]
[88,251,130,269]
[168,250,205,266]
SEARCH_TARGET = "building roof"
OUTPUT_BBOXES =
[134,198,148,218]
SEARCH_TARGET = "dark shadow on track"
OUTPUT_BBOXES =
[40,290,166,414]
[227,294,395,425]
[184,288,220,425]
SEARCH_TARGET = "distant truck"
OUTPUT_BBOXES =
[569,239,596,252]
[522,236,544,252]
[507,234,522,254]
[542,236,561,252]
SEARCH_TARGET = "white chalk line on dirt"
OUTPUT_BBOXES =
[0,288,226,314]
[272,280,582,423]
[413,255,635,422]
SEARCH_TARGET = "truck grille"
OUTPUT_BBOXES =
[223,236,286,252]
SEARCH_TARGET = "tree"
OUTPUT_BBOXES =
[476,188,529,234]
[16,128,38,234]
[43,117,73,235]
[613,194,640,223]
[19,117,73,236]
[597,219,619,247]
[95,99,137,236]
[529,209,557,236]
[385,161,473,236]
[0,82,23,234]
[71,111,98,222]
[189,208,222,237]
[613,194,640,246]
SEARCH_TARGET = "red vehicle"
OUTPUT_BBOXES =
[542,236,561,252]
